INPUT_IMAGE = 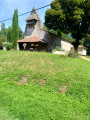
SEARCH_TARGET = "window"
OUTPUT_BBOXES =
[29,24,34,29]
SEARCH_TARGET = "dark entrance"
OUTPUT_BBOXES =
[18,42,47,51]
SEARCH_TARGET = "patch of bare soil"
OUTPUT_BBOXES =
[80,56,90,61]
[30,79,34,84]
[59,85,68,93]
[17,75,30,85]
[40,79,46,86]
[15,76,18,80]
[49,61,53,65]
[40,59,45,65]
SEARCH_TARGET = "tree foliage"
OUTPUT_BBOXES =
[0,23,7,49]
[1,23,5,31]
[83,34,90,54]
[0,35,7,48]
[43,23,75,42]
[12,9,19,49]
[0,12,24,50]
[3,42,13,50]
[7,27,12,43]
[45,0,90,50]
[7,26,24,43]
[18,27,24,40]
[0,23,7,36]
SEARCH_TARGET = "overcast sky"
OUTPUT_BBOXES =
[0,0,52,32]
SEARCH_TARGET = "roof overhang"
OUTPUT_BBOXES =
[18,36,47,43]
[26,14,38,21]
[71,45,87,49]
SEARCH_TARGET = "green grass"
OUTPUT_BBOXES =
[86,55,90,59]
[0,51,90,120]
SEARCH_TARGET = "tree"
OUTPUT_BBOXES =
[0,35,7,48]
[1,23,5,31]
[7,27,12,42]
[0,23,7,49]
[83,34,90,54]
[0,23,7,36]
[12,9,19,49]
[7,26,24,43]
[18,27,24,40]
[45,0,90,51]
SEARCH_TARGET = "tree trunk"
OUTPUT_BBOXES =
[73,40,79,52]
[74,44,79,52]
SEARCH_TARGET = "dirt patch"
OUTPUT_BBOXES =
[40,79,46,86]
[59,85,68,93]
[30,79,34,84]
[80,56,90,61]
[17,76,30,85]
[49,61,53,65]
[40,59,45,65]
[15,76,18,80]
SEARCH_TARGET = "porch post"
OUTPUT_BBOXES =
[17,43,19,51]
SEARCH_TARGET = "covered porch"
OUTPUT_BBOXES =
[18,36,47,51]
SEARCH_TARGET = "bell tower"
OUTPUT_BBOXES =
[25,7,42,37]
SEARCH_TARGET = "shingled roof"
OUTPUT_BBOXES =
[26,13,38,21]
[26,7,40,21]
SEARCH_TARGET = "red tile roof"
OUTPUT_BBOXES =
[18,36,47,43]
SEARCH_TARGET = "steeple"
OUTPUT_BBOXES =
[31,7,36,14]
[25,7,42,37]
[25,7,42,28]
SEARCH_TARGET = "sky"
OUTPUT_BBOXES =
[0,0,52,32]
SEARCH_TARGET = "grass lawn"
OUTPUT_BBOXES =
[86,55,90,59]
[0,51,90,120]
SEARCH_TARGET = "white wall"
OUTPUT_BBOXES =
[3,46,6,51]
[83,49,87,55]
[78,48,87,55]
[61,40,72,52]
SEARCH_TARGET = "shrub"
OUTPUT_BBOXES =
[3,42,13,50]
[0,35,7,48]
[68,51,79,58]
[55,46,61,51]
[52,46,65,52]
[52,49,57,52]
